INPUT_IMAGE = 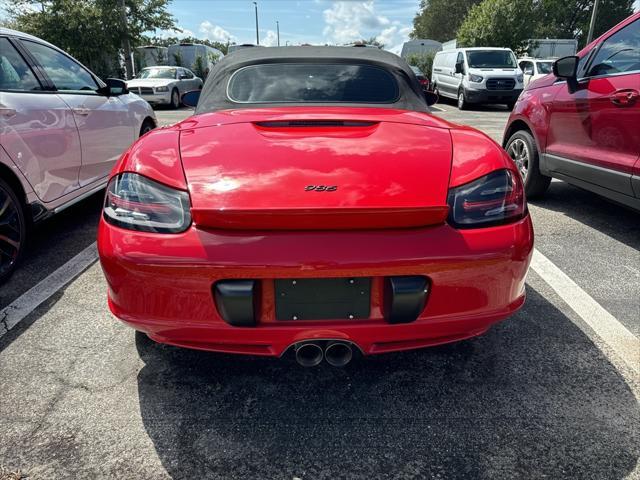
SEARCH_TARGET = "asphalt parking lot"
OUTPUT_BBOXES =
[1,103,638,479]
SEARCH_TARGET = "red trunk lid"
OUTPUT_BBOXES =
[179,108,452,230]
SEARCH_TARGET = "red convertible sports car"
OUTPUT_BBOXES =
[98,47,534,366]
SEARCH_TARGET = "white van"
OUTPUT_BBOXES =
[431,47,523,110]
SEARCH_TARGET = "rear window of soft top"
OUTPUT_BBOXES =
[227,63,399,103]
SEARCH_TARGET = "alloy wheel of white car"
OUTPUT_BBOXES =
[171,89,180,109]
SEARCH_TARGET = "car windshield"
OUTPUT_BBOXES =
[137,68,176,79]
[466,50,517,68]
[227,63,399,103]
[536,61,553,74]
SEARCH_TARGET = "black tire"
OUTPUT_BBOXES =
[457,89,467,110]
[139,118,155,137]
[170,88,180,109]
[505,130,551,198]
[0,178,26,284]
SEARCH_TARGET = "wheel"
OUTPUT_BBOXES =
[457,89,467,110]
[139,118,155,137]
[0,178,26,284]
[170,88,180,109]
[505,130,551,198]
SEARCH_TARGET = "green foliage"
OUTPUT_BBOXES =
[535,0,633,47]
[5,0,176,79]
[456,0,535,53]
[193,55,205,78]
[171,51,183,67]
[143,35,231,55]
[411,0,482,43]
[455,0,632,52]
[406,52,436,79]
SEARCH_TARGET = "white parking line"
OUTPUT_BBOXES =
[531,249,639,375]
[0,242,98,338]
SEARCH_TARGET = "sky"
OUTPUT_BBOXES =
[159,0,421,53]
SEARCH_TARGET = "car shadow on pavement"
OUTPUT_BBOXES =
[135,287,639,479]
[530,181,640,251]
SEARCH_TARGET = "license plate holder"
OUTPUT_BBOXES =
[274,277,371,321]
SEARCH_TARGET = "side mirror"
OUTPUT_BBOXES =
[182,90,200,108]
[99,78,128,96]
[553,56,579,94]
[424,90,438,106]
[455,62,464,74]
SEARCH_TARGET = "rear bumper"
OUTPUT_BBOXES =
[98,215,534,356]
[465,87,523,104]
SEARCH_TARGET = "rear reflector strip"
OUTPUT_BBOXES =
[192,207,449,230]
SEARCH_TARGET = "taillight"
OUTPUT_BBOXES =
[103,173,191,233]
[447,169,526,228]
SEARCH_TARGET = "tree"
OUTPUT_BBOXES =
[535,0,633,47]
[455,0,632,53]
[5,0,176,79]
[406,52,437,79]
[411,0,482,42]
[456,0,535,53]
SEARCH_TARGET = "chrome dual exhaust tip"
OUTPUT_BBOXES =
[324,341,353,367]
[294,342,324,367]
[294,340,353,367]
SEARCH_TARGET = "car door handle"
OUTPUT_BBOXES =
[72,107,91,116]
[0,107,17,118]
[610,89,639,106]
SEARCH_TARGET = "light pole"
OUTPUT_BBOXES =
[253,2,259,45]
[586,0,600,44]
[276,21,280,46]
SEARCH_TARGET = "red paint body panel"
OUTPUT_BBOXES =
[449,128,519,187]
[98,215,533,356]
[112,127,187,190]
[179,112,453,229]
[99,105,533,357]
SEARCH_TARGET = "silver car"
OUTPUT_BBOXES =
[127,66,203,109]
[0,28,156,283]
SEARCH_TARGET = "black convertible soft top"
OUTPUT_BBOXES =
[195,46,428,113]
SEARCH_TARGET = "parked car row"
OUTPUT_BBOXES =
[100,16,639,364]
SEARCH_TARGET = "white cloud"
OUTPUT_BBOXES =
[199,21,235,43]
[262,30,279,47]
[322,1,390,44]
[384,24,412,52]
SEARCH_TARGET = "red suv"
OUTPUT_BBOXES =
[503,13,640,210]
